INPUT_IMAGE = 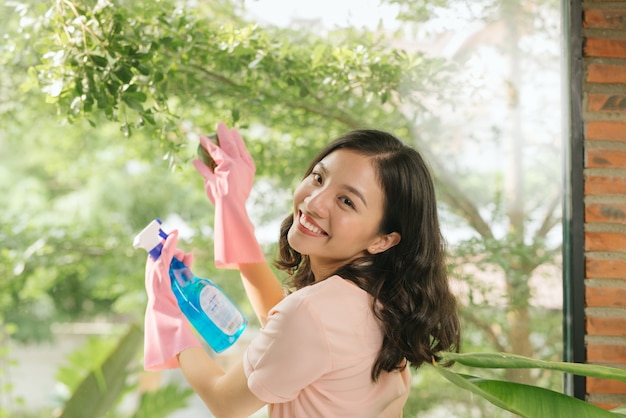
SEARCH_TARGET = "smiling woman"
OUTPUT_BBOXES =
[286,149,400,280]
[145,124,460,417]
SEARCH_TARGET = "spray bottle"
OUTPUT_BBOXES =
[134,219,247,353]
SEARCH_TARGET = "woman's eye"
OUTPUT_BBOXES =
[312,173,322,184]
[340,197,354,208]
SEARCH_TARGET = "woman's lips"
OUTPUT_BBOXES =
[297,211,327,236]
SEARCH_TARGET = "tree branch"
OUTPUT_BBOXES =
[533,190,561,242]
[460,307,507,353]
[406,124,494,240]
[190,64,366,128]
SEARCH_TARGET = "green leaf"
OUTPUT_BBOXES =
[141,111,156,125]
[153,70,164,83]
[434,366,620,418]
[441,352,626,384]
[58,324,142,418]
[114,66,134,84]
[231,107,240,123]
[123,95,145,112]
[126,91,147,103]
[135,63,151,75]
[57,337,117,392]
[133,383,194,418]
[90,55,108,68]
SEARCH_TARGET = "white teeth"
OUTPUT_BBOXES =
[300,213,323,234]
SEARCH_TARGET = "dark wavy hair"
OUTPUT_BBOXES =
[275,129,460,381]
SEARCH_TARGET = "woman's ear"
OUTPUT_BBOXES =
[368,232,401,255]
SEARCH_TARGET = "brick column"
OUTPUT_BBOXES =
[581,1,626,409]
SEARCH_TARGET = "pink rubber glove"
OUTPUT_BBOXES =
[144,230,202,371]
[193,122,265,269]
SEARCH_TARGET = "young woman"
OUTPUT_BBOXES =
[143,123,460,417]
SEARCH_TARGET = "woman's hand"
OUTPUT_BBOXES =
[193,122,256,205]
[192,122,265,269]
[144,230,201,370]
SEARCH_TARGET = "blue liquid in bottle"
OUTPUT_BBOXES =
[169,258,247,353]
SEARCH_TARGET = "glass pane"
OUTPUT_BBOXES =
[246,1,564,415]
[1,0,562,416]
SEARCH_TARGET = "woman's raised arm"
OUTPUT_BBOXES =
[238,262,284,326]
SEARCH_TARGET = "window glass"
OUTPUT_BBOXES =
[1,0,562,416]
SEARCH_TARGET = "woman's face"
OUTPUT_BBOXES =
[287,149,399,280]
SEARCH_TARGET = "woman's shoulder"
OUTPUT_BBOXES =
[278,275,372,322]
[293,275,366,299]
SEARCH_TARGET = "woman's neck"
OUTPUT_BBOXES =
[310,259,336,283]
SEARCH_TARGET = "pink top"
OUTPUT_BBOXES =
[243,275,410,418]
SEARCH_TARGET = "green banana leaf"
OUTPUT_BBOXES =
[434,365,622,417]
[133,383,195,418]
[59,324,143,418]
[441,352,626,383]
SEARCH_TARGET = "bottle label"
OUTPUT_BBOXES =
[199,286,245,336]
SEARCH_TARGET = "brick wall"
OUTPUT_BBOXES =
[581,1,626,408]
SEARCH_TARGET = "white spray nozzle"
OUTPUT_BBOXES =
[133,219,166,253]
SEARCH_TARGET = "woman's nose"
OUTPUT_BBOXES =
[303,188,329,218]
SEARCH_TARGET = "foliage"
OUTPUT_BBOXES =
[58,325,142,418]
[435,352,626,417]
[52,324,194,418]
[437,367,621,418]
[444,352,626,383]
[24,0,450,176]
[132,383,195,418]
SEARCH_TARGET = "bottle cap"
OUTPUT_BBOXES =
[133,219,168,260]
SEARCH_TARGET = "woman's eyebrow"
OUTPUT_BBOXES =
[316,161,328,174]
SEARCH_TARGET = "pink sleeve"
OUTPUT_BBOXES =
[243,294,332,403]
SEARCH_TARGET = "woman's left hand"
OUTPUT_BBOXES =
[143,230,201,370]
